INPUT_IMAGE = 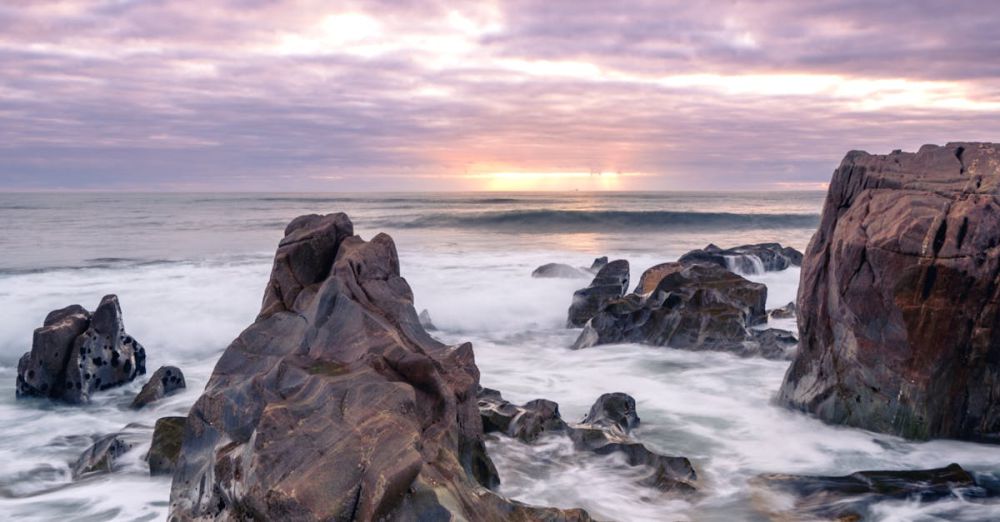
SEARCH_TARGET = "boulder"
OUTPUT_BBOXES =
[169,213,590,521]
[130,365,185,409]
[768,301,796,320]
[567,259,629,327]
[478,388,697,494]
[531,263,589,279]
[147,416,185,476]
[778,143,1000,441]
[572,262,780,358]
[678,243,803,274]
[589,256,609,272]
[751,463,993,521]
[71,425,146,478]
[16,295,147,404]
[417,308,437,331]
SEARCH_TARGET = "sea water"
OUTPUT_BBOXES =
[0,192,997,521]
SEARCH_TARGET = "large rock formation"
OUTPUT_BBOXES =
[779,142,1000,442]
[678,243,803,274]
[15,295,147,404]
[567,260,629,327]
[169,213,590,521]
[571,262,794,359]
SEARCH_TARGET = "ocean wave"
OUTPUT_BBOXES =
[384,210,820,232]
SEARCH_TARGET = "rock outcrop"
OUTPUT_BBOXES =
[168,213,590,521]
[752,463,994,520]
[130,365,185,409]
[678,243,803,274]
[572,262,793,359]
[148,416,185,476]
[531,263,589,279]
[567,260,629,327]
[779,143,1000,441]
[477,388,697,494]
[16,295,147,404]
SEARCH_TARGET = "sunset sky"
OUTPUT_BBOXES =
[2,0,999,191]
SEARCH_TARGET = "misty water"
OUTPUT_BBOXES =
[1,192,999,521]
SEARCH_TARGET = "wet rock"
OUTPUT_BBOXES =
[478,388,697,494]
[572,262,777,358]
[589,256,609,272]
[567,259,630,327]
[752,463,992,521]
[532,263,590,279]
[779,143,1000,442]
[130,366,185,409]
[417,308,437,331]
[768,301,796,320]
[16,295,147,404]
[169,213,590,521]
[72,426,146,478]
[748,328,798,360]
[678,242,803,274]
[147,417,185,476]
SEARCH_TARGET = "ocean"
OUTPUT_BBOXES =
[1,192,998,521]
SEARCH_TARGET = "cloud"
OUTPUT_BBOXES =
[0,0,998,190]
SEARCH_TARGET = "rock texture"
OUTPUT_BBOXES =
[572,262,793,358]
[131,365,185,409]
[567,259,629,327]
[779,142,1000,441]
[16,295,147,404]
[752,463,994,520]
[478,388,697,494]
[148,416,185,476]
[678,243,803,274]
[169,213,590,521]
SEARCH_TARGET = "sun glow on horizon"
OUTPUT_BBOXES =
[468,171,631,191]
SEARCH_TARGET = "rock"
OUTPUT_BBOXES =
[748,328,798,360]
[147,417,185,476]
[678,243,803,274]
[478,388,697,494]
[72,426,146,478]
[567,259,630,327]
[768,301,796,320]
[589,256,609,272]
[130,365,185,409]
[751,463,992,521]
[531,263,590,279]
[169,213,590,521]
[572,262,778,358]
[16,295,147,404]
[778,143,1000,442]
[417,308,437,331]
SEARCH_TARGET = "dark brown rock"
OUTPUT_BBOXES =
[678,242,803,274]
[478,387,567,443]
[572,262,780,358]
[778,142,1000,442]
[147,416,185,476]
[16,295,147,404]
[567,259,629,327]
[130,365,185,409]
[168,213,590,521]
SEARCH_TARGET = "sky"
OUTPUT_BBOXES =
[1,0,999,192]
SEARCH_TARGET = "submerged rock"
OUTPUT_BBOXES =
[169,213,590,521]
[752,463,993,520]
[130,365,185,409]
[16,295,147,404]
[147,416,185,476]
[567,259,630,327]
[768,301,796,320]
[477,388,697,494]
[72,425,146,478]
[779,143,1000,442]
[678,242,803,274]
[531,263,590,279]
[572,262,786,358]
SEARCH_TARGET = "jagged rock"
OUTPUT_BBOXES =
[567,260,630,327]
[169,213,590,521]
[572,262,778,358]
[531,263,590,279]
[751,463,993,521]
[130,365,185,409]
[16,295,147,404]
[147,416,185,476]
[589,257,609,272]
[477,388,697,494]
[778,143,1000,442]
[768,301,796,320]
[72,426,146,478]
[678,243,803,274]
[417,309,437,331]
